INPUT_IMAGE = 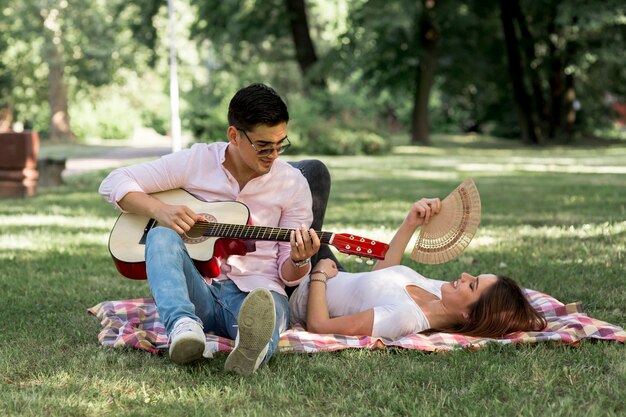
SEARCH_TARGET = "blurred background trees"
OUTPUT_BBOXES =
[0,0,624,152]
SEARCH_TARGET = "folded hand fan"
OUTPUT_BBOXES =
[411,178,481,264]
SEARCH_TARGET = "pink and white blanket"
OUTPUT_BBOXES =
[88,289,625,356]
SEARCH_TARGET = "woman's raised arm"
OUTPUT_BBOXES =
[373,198,441,271]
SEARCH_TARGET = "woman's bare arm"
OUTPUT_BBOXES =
[305,259,375,335]
[373,198,441,270]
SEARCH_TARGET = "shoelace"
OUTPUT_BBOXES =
[170,318,203,338]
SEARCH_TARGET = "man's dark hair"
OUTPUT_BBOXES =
[227,83,289,131]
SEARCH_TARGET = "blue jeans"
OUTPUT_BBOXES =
[145,227,288,365]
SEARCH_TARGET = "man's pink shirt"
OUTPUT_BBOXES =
[99,142,313,296]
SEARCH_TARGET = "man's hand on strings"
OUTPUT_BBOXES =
[289,224,321,264]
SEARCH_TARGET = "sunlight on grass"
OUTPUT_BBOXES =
[513,221,625,239]
[389,169,460,180]
[0,235,36,250]
[0,215,111,252]
[457,162,626,174]
[468,235,500,248]
[0,231,107,253]
[394,146,449,155]
[0,215,112,229]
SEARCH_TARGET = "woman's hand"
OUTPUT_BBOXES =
[404,198,442,228]
[373,197,441,271]
[311,259,338,279]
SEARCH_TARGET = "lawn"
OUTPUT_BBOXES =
[1,135,625,416]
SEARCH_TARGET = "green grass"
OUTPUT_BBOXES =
[1,136,625,416]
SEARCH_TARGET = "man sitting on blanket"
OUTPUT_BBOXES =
[99,83,321,375]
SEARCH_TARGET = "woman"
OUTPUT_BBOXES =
[289,198,546,339]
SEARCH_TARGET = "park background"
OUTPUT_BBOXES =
[1,1,625,416]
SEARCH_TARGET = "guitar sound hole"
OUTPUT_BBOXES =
[182,214,215,244]
[186,223,205,239]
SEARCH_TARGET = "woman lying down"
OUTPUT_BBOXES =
[289,198,546,339]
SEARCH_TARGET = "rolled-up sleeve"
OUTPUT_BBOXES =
[98,151,191,211]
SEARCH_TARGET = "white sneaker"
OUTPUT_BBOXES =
[169,317,206,365]
[224,288,276,376]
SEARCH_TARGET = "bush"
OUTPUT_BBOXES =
[288,93,391,155]
[303,126,389,155]
[72,93,140,140]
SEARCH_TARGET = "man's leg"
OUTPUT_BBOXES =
[263,291,288,362]
[145,227,219,364]
[219,281,287,375]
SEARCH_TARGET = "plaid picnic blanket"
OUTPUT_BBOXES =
[87,289,625,356]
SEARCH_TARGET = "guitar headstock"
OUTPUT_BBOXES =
[330,233,389,261]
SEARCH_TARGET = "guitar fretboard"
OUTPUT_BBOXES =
[198,222,334,244]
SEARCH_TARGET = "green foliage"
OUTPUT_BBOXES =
[0,0,159,138]
[287,89,392,155]
[183,83,231,143]
[1,0,625,146]
[304,126,390,156]
[116,0,164,66]
[71,93,140,140]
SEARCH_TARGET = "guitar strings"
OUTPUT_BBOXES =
[190,221,335,242]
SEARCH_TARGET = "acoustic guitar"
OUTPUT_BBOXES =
[108,189,389,279]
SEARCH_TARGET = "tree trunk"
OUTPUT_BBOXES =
[410,0,439,146]
[563,73,577,140]
[512,0,546,132]
[499,0,541,144]
[41,5,74,141]
[548,47,564,138]
[284,0,326,92]
[546,4,563,139]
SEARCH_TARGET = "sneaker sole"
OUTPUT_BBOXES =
[224,288,276,375]
[169,335,206,365]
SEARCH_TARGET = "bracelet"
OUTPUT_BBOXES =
[291,257,311,268]
[310,270,329,280]
[308,277,327,288]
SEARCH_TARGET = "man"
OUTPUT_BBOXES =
[99,83,321,375]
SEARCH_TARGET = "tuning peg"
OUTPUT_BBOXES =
[366,259,374,265]
[355,257,363,264]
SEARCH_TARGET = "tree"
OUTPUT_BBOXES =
[188,0,327,93]
[497,0,626,143]
[411,0,440,145]
[284,0,327,92]
[0,0,146,140]
[333,0,451,145]
[499,0,542,144]
[40,1,74,141]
